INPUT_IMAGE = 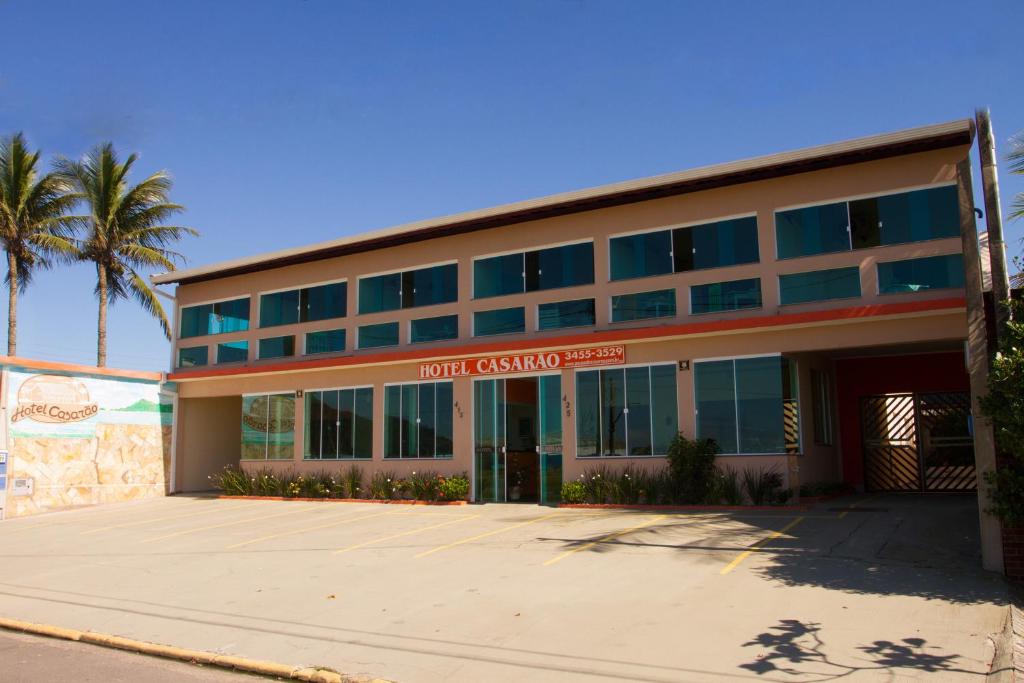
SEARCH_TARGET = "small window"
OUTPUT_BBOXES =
[410,314,458,343]
[611,289,676,323]
[609,231,673,281]
[304,387,373,459]
[673,216,760,272]
[473,253,524,298]
[850,186,960,249]
[779,267,861,305]
[537,298,596,330]
[180,298,250,338]
[261,282,347,328]
[358,322,399,349]
[811,369,833,446]
[690,278,762,314]
[474,242,595,299]
[474,307,526,337]
[305,329,346,355]
[775,202,850,259]
[241,393,295,460]
[216,340,248,364]
[258,335,295,359]
[877,254,965,294]
[384,382,454,459]
[178,346,208,368]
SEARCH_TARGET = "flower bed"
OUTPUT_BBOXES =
[210,466,470,503]
[216,495,468,505]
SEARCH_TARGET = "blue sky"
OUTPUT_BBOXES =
[1,0,1021,370]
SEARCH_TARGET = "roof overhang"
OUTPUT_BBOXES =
[153,118,974,287]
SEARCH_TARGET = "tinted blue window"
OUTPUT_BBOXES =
[180,298,250,338]
[527,242,594,291]
[537,298,596,330]
[851,185,961,249]
[178,346,208,368]
[474,307,526,336]
[216,340,248,364]
[384,382,453,459]
[775,203,850,259]
[260,289,300,327]
[305,329,346,354]
[304,282,347,321]
[609,231,673,281]
[304,387,373,459]
[690,278,762,314]
[674,216,760,271]
[358,272,402,314]
[611,289,676,322]
[258,335,295,359]
[779,267,861,305]
[473,253,524,298]
[411,314,459,343]
[404,264,457,308]
[877,254,964,294]
[358,322,399,349]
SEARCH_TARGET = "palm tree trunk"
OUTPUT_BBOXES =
[7,252,16,357]
[97,263,108,367]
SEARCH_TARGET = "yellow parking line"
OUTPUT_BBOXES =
[720,516,804,575]
[141,505,319,544]
[415,511,563,558]
[226,509,399,549]
[544,514,667,567]
[332,514,479,555]
[82,501,263,535]
[838,496,873,519]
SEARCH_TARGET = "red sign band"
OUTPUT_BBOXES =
[418,345,625,379]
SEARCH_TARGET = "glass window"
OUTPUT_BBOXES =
[779,267,861,305]
[474,253,524,299]
[611,289,676,323]
[358,272,402,314]
[259,289,300,327]
[178,346,208,368]
[258,335,295,359]
[694,356,799,455]
[538,298,595,330]
[775,202,850,259]
[576,364,677,457]
[303,282,347,322]
[609,231,673,281]
[690,278,762,314]
[383,381,454,458]
[304,387,373,459]
[358,322,399,349]
[877,254,965,294]
[360,265,456,314]
[526,242,594,291]
[241,393,295,460]
[180,298,250,338]
[811,369,833,446]
[305,329,346,355]
[851,185,960,249]
[474,307,526,337]
[673,216,760,271]
[410,314,458,344]
[216,340,248,364]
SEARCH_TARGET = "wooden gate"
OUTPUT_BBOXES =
[861,392,976,492]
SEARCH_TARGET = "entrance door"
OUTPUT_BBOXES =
[861,392,975,492]
[473,375,562,504]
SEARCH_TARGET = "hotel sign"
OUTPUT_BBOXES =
[418,345,625,379]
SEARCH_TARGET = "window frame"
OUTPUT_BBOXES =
[472,306,527,338]
[875,253,966,295]
[178,295,252,340]
[302,328,348,356]
[177,345,209,368]
[256,277,348,329]
[382,379,455,460]
[215,340,249,365]
[536,297,597,331]
[357,321,401,350]
[240,391,296,461]
[303,383,374,460]
[356,260,458,315]
[777,266,863,307]
[257,334,296,360]
[609,288,677,324]
[472,238,595,300]
[688,278,763,315]
[409,314,459,344]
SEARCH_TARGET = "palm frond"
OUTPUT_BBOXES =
[126,269,171,339]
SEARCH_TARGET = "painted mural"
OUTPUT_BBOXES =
[4,369,173,518]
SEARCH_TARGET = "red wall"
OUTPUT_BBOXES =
[835,351,970,487]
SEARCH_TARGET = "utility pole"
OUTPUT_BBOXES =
[976,108,1012,341]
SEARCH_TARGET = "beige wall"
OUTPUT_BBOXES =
[177,396,241,492]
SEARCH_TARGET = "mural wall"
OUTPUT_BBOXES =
[3,367,173,518]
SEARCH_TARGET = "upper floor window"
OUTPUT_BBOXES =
[538,298,596,330]
[690,278,762,314]
[610,216,759,281]
[473,307,526,337]
[216,340,248,364]
[180,298,250,338]
[258,335,295,359]
[305,329,346,355]
[775,185,960,259]
[410,314,458,344]
[779,267,861,305]
[358,263,457,314]
[178,345,208,368]
[474,242,594,299]
[611,288,676,323]
[877,253,964,294]
[259,281,347,328]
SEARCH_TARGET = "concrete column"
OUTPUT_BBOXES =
[956,158,1003,573]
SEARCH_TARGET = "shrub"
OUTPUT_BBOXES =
[613,464,646,504]
[342,465,364,499]
[369,471,399,500]
[642,468,674,505]
[742,466,783,505]
[561,480,587,504]
[666,433,720,503]
[209,465,250,495]
[581,465,616,504]
[299,471,333,498]
[251,469,283,496]
[439,473,470,501]
[407,470,441,501]
[714,467,743,505]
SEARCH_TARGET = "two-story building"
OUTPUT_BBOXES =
[155,118,983,504]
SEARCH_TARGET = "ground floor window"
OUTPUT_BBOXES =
[576,364,677,457]
[305,387,373,459]
[694,355,799,455]
[241,393,295,460]
[384,381,454,458]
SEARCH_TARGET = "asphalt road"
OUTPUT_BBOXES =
[0,629,269,682]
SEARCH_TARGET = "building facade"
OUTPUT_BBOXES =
[156,119,981,504]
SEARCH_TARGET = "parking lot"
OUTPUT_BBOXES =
[0,494,1009,682]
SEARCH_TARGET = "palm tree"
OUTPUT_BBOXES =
[0,133,78,356]
[57,143,196,366]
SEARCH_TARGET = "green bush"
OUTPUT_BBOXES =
[714,467,743,505]
[369,471,400,500]
[209,465,253,495]
[666,433,720,503]
[561,480,587,504]
[439,473,470,501]
[252,469,284,496]
[581,465,617,503]
[342,465,364,499]
[613,464,645,504]
[741,466,783,505]
[407,470,441,501]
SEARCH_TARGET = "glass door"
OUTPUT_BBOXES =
[538,374,563,504]
[474,378,506,502]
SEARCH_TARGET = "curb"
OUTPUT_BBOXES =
[217,495,468,505]
[557,503,810,512]
[0,616,391,683]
